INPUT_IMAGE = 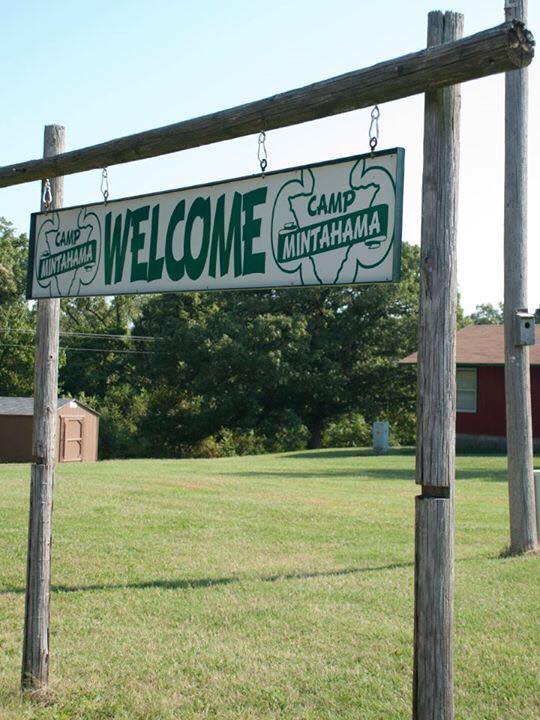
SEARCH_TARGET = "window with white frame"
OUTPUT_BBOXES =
[457,368,477,413]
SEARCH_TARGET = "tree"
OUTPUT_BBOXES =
[0,218,35,395]
[133,291,297,454]
[58,294,149,457]
[469,302,504,325]
[134,243,422,453]
[59,295,145,399]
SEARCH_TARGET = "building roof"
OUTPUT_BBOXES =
[401,323,540,366]
[0,397,99,416]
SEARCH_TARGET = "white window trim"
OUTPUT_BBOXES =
[457,367,477,414]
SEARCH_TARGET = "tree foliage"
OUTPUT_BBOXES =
[468,302,504,325]
[133,244,420,453]
[0,218,35,395]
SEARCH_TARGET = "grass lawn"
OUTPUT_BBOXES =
[0,450,538,719]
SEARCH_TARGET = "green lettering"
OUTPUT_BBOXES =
[165,200,185,281]
[242,187,267,275]
[104,210,131,285]
[343,190,355,212]
[147,204,164,282]
[208,192,242,278]
[328,192,342,214]
[184,197,210,281]
[130,205,150,282]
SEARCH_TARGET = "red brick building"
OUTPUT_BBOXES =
[401,324,540,450]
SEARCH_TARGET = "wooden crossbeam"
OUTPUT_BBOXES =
[0,20,534,189]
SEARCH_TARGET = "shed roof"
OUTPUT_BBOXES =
[0,397,99,416]
[400,323,540,366]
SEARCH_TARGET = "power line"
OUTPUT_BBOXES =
[0,342,155,355]
[0,328,161,341]
[63,331,162,341]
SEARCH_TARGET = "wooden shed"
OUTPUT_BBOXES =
[0,397,99,463]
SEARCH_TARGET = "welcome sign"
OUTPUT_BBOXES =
[27,149,404,299]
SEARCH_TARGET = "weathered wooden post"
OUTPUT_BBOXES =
[503,0,538,554]
[413,11,462,720]
[21,125,65,692]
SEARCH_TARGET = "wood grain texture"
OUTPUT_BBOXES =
[0,21,534,189]
[21,125,64,692]
[413,12,462,720]
[416,11,462,489]
[503,0,538,553]
[413,496,454,720]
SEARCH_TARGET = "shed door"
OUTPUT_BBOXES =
[61,416,85,462]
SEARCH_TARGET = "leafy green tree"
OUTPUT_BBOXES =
[97,383,149,458]
[59,295,146,399]
[134,243,421,452]
[469,302,504,325]
[0,218,35,395]
[268,244,420,446]
[134,291,297,453]
[57,295,149,457]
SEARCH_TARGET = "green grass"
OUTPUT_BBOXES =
[0,450,538,719]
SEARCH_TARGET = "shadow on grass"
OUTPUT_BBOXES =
[227,468,506,482]
[228,469,415,481]
[285,448,415,460]
[285,449,510,460]
[0,561,413,596]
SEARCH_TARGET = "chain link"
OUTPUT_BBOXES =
[368,105,380,153]
[258,131,268,175]
[42,179,53,212]
[101,168,110,203]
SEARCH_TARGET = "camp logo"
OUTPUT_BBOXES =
[36,209,101,297]
[271,156,397,285]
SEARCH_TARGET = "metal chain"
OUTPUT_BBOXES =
[42,179,53,212]
[101,168,110,203]
[369,105,380,153]
[258,131,268,175]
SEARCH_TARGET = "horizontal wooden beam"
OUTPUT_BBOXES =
[0,20,534,189]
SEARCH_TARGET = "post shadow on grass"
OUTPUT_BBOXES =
[286,448,510,460]
[285,448,415,460]
[0,561,413,596]
[227,468,507,482]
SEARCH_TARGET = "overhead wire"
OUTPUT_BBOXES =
[0,328,161,341]
[0,342,155,355]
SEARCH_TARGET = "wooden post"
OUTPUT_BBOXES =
[413,11,462,720]
[21,125,65,692]
[503,0,538,554]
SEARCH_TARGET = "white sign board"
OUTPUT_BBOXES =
[27,149,404,299]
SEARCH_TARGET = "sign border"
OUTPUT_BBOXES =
[27,147,405,299]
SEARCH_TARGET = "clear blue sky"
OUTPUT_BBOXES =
[1,0,538,312]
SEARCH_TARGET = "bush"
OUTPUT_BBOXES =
[188,429,268,459]
[322,413,371,448]
[190,435,223,458]
[260,410,309,453]
[386,409,416,446]
[97,385,149,459]
[218,428,267,457]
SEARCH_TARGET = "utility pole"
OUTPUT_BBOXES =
[503,0,538,554]
[21,125,65,692]
[413,11,462,720]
